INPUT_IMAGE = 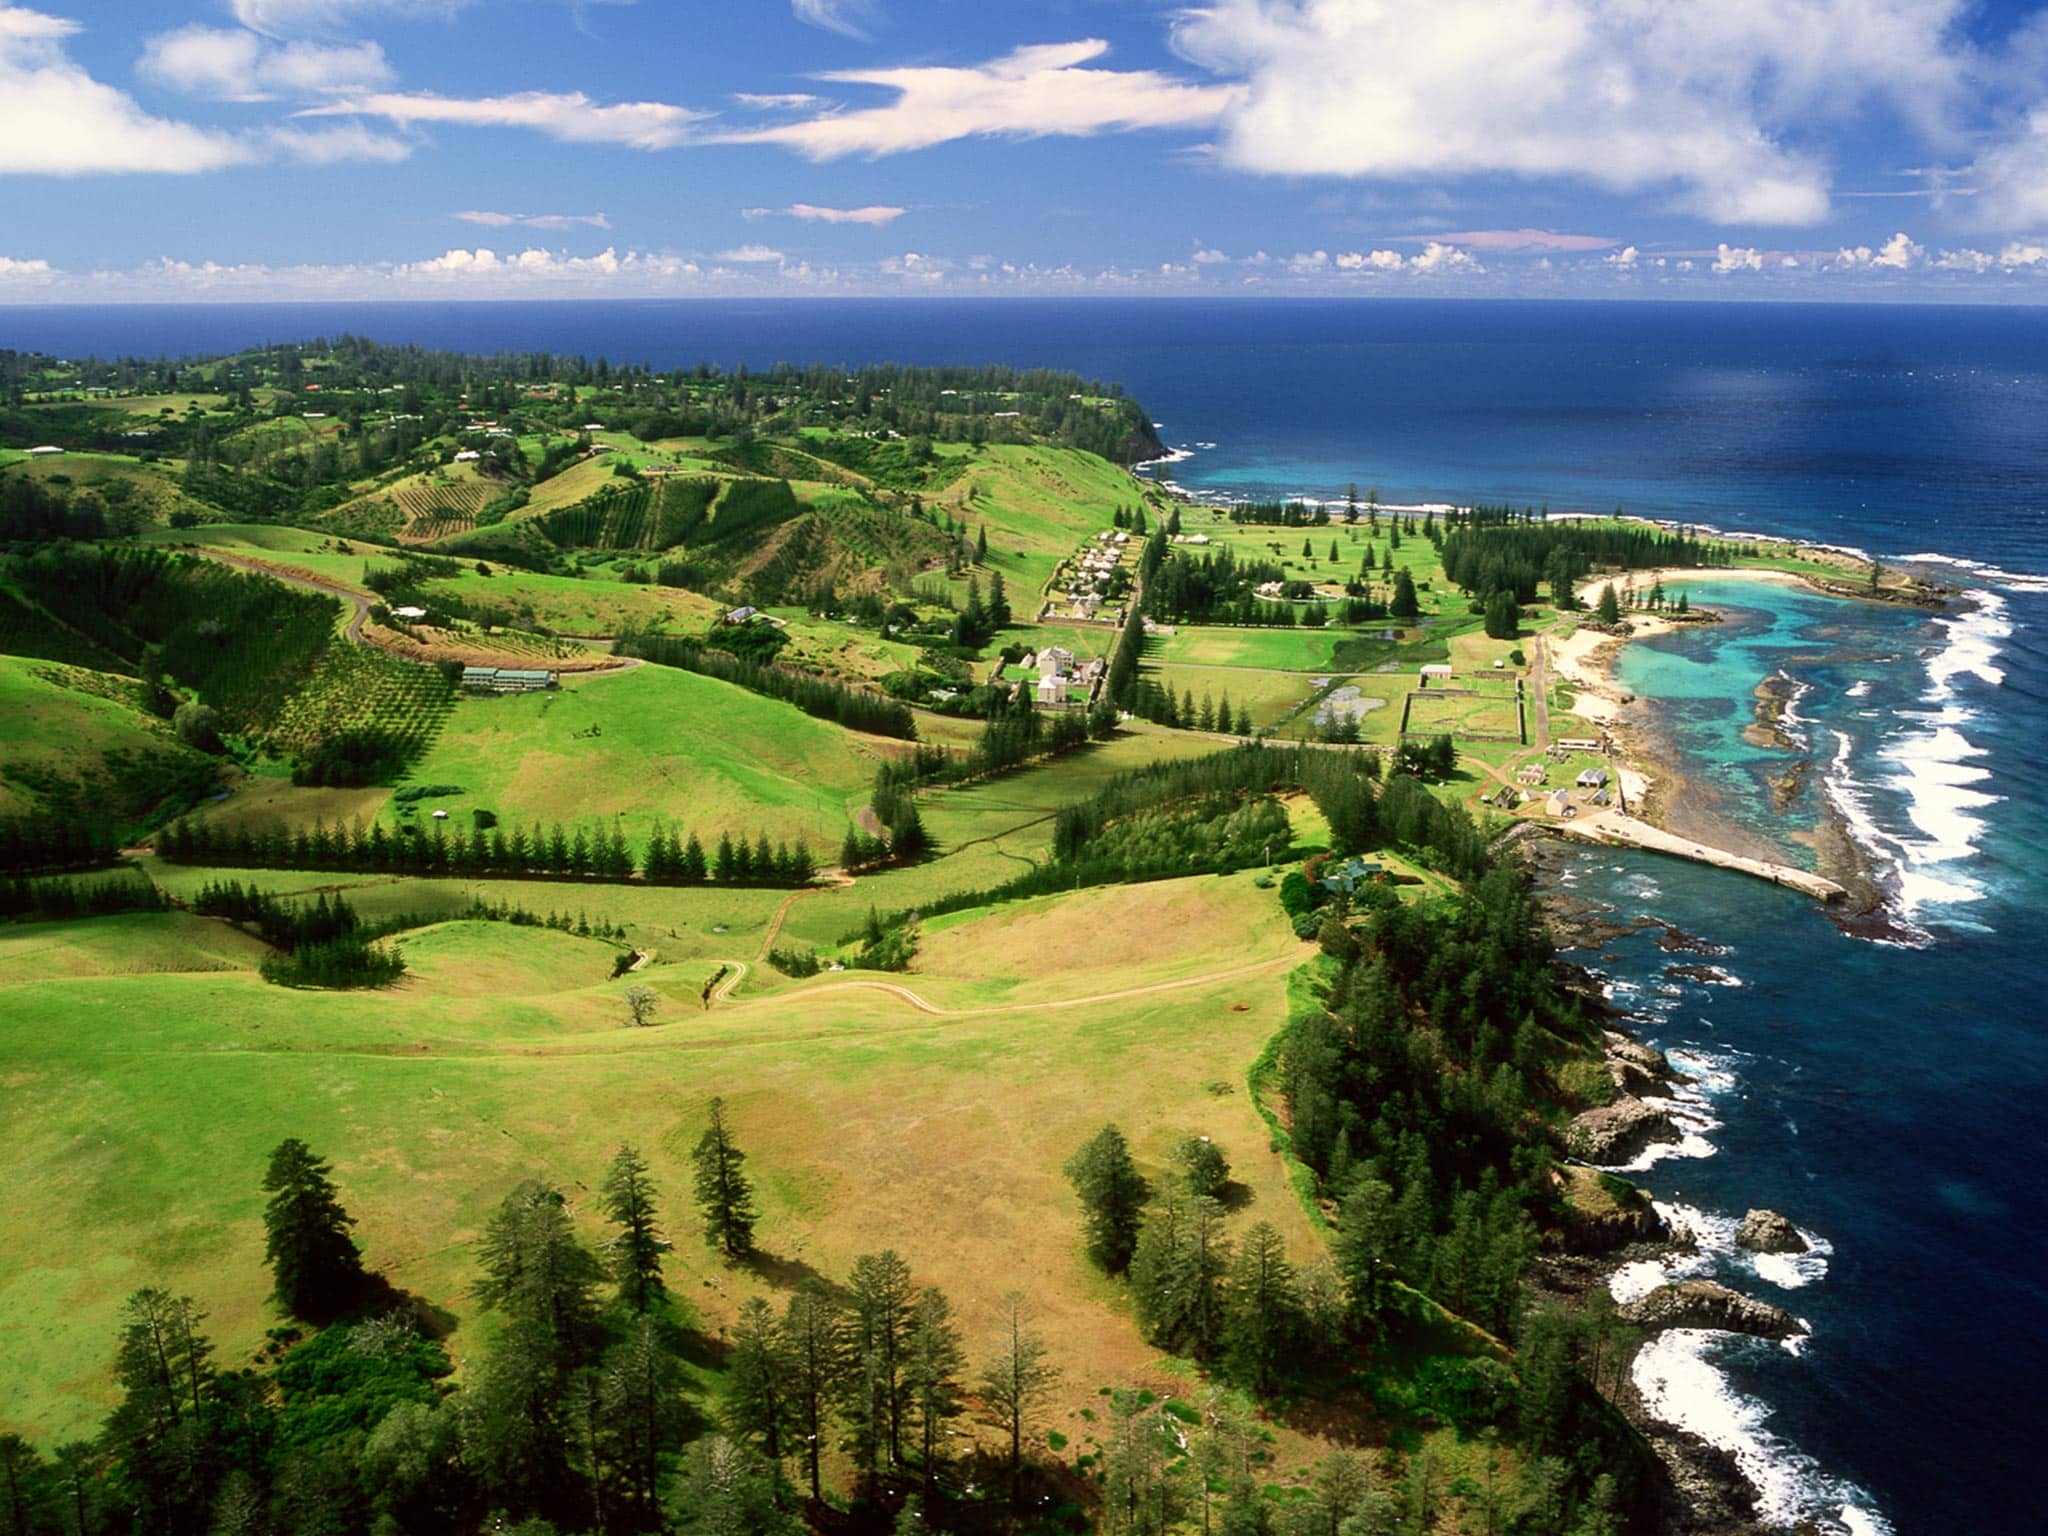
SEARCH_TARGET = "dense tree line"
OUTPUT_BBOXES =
[158,815,818,888]
[0,815,120,874]
[614,631,916,740]
[0,870,167,921]
[1440,517,1732,609]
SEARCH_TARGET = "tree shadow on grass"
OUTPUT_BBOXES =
[736,1246,847,1301]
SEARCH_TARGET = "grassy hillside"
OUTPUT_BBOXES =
[0,657,218,827]
[388,663,882,847]
[0,878,1307,1443]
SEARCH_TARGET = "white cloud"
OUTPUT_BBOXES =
[1327,244,1474,274]
[140,26,391,101]
[0,254,56,280]
[1935,241,2048,271]
[1933,247,1995,272]
[1409,240,1481,274]
[1172,0,1974,226]
[1605,245,1640,268]
[1712,244,1766,272]
[455,210,612,230]
[791,0,877,40]
[0,5,258,173]
[268,121,410,163]
[305,89,706,148]
[717,39,1240,160]
[1972,108,2048,230]
[1286,249,1329,272]
[1833,230,1923,269]
[1418,228,1616,252]
[715,244,784,263]
[1191,243,1230,264]
[733,92,821,111]
[229,0,473,39]
[782,202,906,225]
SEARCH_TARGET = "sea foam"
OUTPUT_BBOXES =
[1632,1331,1893,1536]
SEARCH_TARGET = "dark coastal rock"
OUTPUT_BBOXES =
[1619,1280,1807,1340]
[1736,1209,1808,1255]
[1552,1165,1670,1254]
[1605,1031,1677,1096]
[1567,1095,1681,1164]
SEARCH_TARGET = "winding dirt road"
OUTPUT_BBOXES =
[197,548,374,641]
[717,951,1299,1019]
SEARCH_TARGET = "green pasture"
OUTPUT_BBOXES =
[389,663,879,847]
[0,877,1312,1442]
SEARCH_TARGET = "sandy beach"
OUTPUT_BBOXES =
[1542,565,1861,900]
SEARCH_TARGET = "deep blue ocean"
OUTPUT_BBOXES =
[6,299,2043,1533]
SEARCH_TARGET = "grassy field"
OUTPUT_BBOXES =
[1402,679,1525,743]
[0,657,211,823]
[0,876,1314,1444]
[386,663,881,848]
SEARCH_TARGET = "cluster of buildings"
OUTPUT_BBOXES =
[1045,529,1131,623]
[997,644,1107,709]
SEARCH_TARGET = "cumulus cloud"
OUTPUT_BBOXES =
[304,89,707,149]
[1712,244,1766,272]
[0,254,56,280]
[715,39,1240,160]
[1605,245,1640,268]
[0,5,259,173]
[1933,241,2048,272]
[715,244,785,263]
[1409,241,1481,274]
[1286,249,1329,273]
[1335,249,1405,271]
[455,210,612,230]
[1832,231,1923,269]
[1191,243,1230,263]
[1171,0,1974,226]
[140,25,392,101]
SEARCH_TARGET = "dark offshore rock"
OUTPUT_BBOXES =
[1736,1208,1809,1255]
[1620,1280,1807,1340]
[1567,1095,1681,1164]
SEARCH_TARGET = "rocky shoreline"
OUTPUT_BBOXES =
[1539,988,1827,1536]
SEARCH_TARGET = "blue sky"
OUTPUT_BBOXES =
[5,0,2048,300]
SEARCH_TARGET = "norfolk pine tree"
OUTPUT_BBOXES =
[727,1296,794,1465]
[978,1291,1060,1492]
[1063,1123,1147,1273]
[599,1144,666,1313]
[780,1281,846,1502]
[691,1096,759,1257]
[904,1288,965,1497]
[261,1138,365,1322]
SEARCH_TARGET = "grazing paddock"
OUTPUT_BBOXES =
[0,876,1313,1448]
